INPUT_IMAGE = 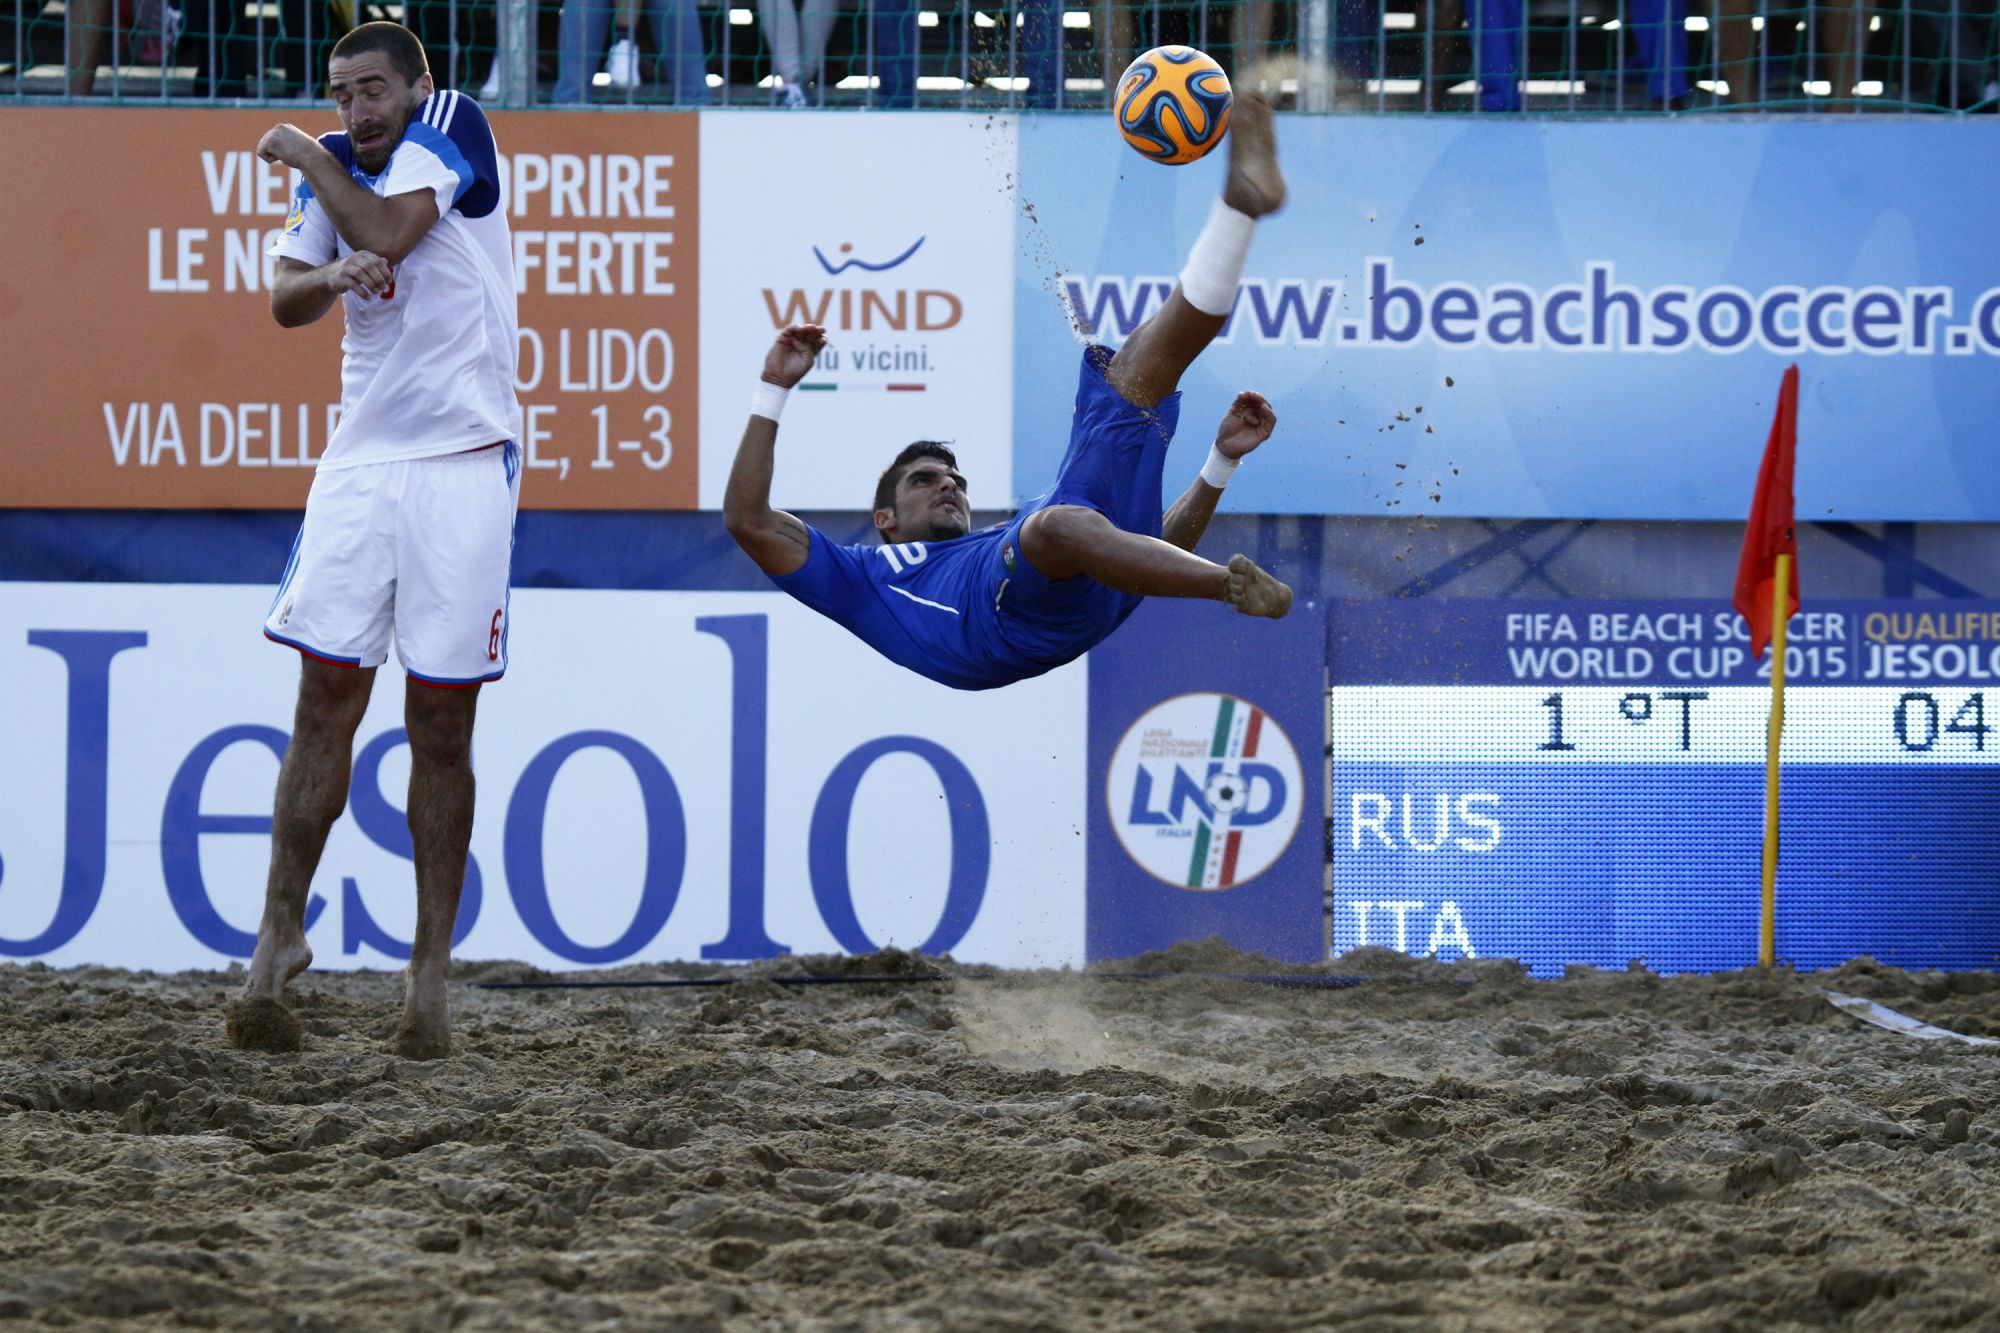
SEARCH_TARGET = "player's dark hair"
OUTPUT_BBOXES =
[331,22,429,85]
[873,441,960,516]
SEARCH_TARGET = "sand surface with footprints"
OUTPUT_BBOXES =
[4,944,1998,1328]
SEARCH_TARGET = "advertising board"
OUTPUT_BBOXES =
[0,583,1087,969]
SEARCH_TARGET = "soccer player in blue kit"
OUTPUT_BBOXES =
[725,92,1292,690]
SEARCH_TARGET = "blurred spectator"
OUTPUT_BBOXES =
[556,0,708,103]
[1902,0,1996,108]
[1099,0,1136,90]
[171,0,347,97]
[866,0,921,106]
[968,0,1061,106]
[407,0,499,91]
[602,0,644,93]
[1466,0,1524,110]
[1630,0,1691,108]
[1415,0,1522,111]
[267,0,347,93]
[61,0,178,94]
[755,0,841,104]
[1710,0,1872,108]
[64,0,114,95]
[1094,0,1276,87]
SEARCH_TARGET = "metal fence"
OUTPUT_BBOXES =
[6,0,1996,110]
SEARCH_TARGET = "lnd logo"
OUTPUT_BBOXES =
[1107,692,1303,890]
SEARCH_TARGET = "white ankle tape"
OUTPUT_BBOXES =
[1177,199,1256,316]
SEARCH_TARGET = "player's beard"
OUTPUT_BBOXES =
[890,499,968,543]
[352,100,416,173]
[920,511,970,541]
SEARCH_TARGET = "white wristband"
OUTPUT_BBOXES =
[1199,445,1240,489]
[751,382,790,422]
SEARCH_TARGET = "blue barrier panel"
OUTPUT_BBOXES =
[1015,117,2000,521]
[1086,597,1327,963]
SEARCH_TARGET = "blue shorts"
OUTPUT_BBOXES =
[985,345,1183,666]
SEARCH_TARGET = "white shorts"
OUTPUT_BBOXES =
[264,442,521,686]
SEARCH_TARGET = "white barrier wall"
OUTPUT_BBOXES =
[0,584,1086,970]
[695,113,1019,512]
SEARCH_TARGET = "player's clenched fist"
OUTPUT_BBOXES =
[327,250,395,298]
[256,123,323,171]
[762,323,827,390]
[1213,390,1277,460]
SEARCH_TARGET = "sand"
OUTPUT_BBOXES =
[3,943,1998,1330]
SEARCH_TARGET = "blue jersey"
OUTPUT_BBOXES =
[771,346,1184,690]
[773,522,1049,690]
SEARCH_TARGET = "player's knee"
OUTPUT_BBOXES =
[295,663,372,733]
[1022,505,1107,568]
[405,690,477,767]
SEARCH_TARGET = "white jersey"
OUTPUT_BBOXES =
[270,90,522,471]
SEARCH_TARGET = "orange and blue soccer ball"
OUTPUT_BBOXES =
[1114,46,1232,166]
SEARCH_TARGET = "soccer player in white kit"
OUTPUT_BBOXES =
[229,22,521,1059]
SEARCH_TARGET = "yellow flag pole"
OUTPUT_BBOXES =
[1759,552,1792,970]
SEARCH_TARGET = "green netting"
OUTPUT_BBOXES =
[5,0,1995,110]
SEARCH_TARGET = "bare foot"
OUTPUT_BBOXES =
[226,996,304,1053]
[1222,91,1286,219]
[227,934,313,1051]
[392,969,451,1060]
[1225,553,1293,618]
[242,934,313,1000]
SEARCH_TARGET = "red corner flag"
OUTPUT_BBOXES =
[1733,365,1801,658]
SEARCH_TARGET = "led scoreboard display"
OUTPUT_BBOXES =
[1329,600,2000,977]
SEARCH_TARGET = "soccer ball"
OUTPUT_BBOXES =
[1114,46,1232,166]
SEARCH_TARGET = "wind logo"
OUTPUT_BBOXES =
[813,237,925,275]
[1107,692,1302,891]
[765,236,961,394]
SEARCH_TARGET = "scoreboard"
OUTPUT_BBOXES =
[1329,600,2000,976]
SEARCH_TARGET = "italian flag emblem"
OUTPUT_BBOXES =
[1187,695,1265,889]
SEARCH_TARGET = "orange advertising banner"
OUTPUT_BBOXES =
[0,107,698,509]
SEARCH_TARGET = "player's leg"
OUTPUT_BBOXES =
[251,660,376,995]
[233,468,396,1051]
[1103,88,1287,410]
[389,443,519,1058]
[1020,504,1292,616]
[757,0,805,96]
[229,658,376,1051]
[395,678,480,1059]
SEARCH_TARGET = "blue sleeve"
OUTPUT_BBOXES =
[402,90,501,219]
[269,132,352,263]
[318,131,354,169]
[770,527,877,623]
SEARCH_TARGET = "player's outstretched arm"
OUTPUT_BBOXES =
[723,324,828,577]
[257,124,442,265]
[1162,390,1276,552]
